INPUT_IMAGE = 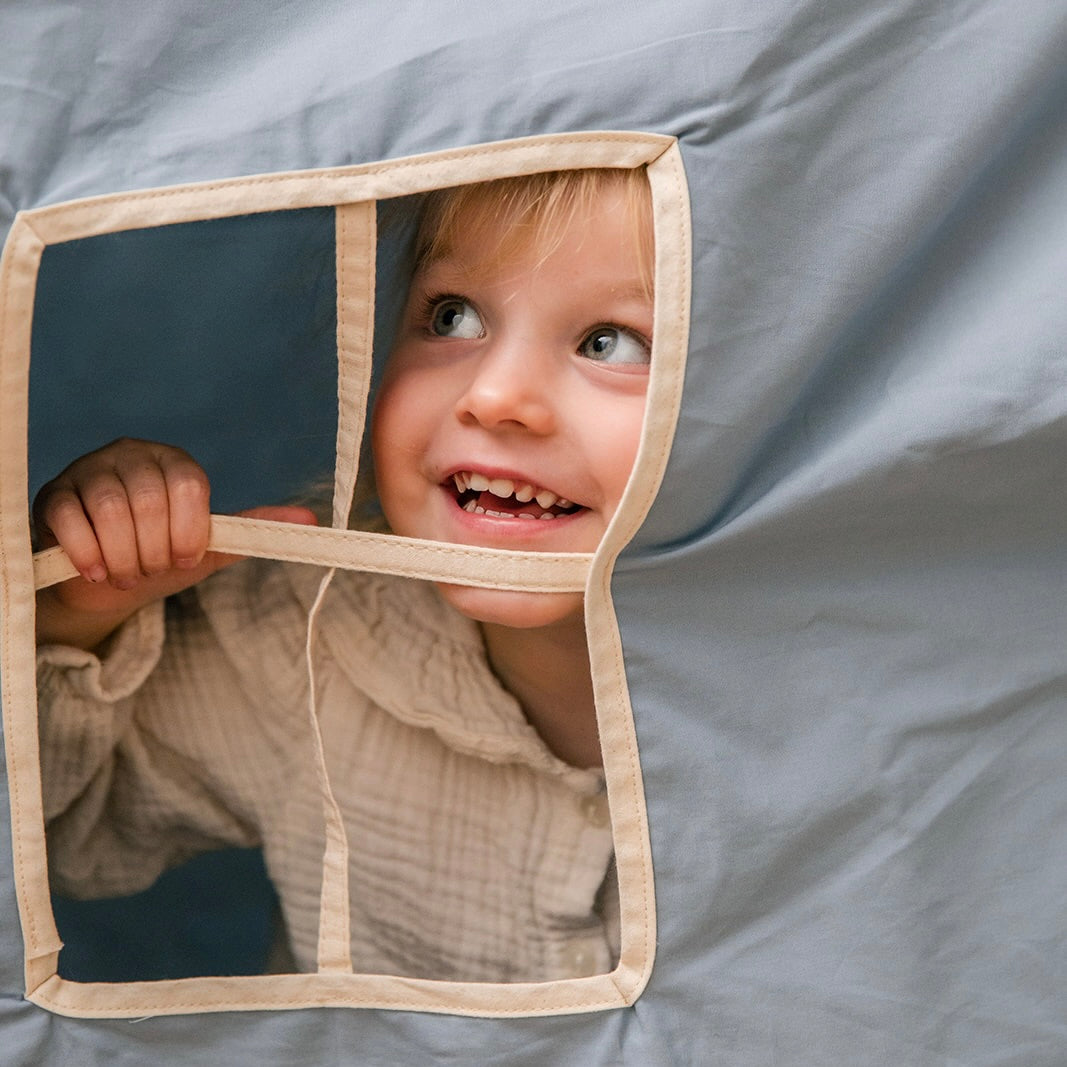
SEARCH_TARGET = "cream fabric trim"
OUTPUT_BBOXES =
[0,131,690,1018]
[32,520,593,593]
[306,568,354,975]
[590,144,691,1001]
[29,971,633,1019]
[332,201,376,529]
[19,133,671,245]
[0,217,65,996]
[307,200,378,974]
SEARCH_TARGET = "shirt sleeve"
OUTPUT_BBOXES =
[35,562,305,899]
[37,599,167,824]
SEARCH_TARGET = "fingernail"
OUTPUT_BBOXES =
[86,565,107,584]
[174,557,199,569]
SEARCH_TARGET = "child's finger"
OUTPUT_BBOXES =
[160,450,212,568]
[78,471,142,590]
[194,505,320,576]
[116,455,173,577]
[36,484,109,584]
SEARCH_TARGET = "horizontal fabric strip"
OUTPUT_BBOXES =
[21,133,674,245]
[32,514,593,593]
[28,969,628,1019]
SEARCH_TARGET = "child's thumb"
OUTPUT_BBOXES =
[197,506,320,578]
[236,505,321,526]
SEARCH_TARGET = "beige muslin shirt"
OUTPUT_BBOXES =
[37,559,617,982]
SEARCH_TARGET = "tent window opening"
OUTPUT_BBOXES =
[1,134,690,1017]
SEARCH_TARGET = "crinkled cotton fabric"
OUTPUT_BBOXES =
[38,561,616,982]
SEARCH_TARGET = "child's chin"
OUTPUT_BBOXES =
[433,583,585,631]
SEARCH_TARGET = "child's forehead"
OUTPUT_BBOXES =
[418,192,647,281]
[423,201,593,266]
[417,219,560,280]
[410,173,654,301]
[414,226,643,300]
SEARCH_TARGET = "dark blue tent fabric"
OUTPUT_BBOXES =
[52,849,278,982]
[29,209,339,510]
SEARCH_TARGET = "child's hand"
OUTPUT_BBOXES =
[33,438,317,650]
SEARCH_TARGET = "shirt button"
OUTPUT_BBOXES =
[561,943,598,977]
[579,794,610,828]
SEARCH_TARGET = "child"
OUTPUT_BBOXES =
[34,167,654,982]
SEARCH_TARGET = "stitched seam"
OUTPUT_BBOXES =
[217,522,590,560]
[636,145,687,974]
[348,203,375,512]
[31,982,627,1015]
[24,134,668,225]
[335,202,351,525]
[33,543,592,594]
[605,145,688,999]
[0,219,43,958]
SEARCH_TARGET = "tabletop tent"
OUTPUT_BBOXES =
[2,1,1065,1064]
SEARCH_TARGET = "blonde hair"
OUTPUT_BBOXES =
[414,167,654,298]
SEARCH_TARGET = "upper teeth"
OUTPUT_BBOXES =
[453,471,572,510]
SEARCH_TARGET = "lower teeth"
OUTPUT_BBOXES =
[463,501,556,520]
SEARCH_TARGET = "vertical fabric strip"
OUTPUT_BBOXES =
[589,140,692,1002]
[333,201,377,526]
[0,217,65,994]
[307,569,354,974]
[306,201,377,973]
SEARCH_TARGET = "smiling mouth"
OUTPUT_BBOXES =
[448,471,584,521]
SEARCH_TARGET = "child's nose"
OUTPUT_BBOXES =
[453,341,557,434]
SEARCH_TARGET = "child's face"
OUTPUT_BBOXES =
[372,183,652,630]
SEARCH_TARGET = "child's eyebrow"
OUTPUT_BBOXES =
[609,281,654,301]
[412,256,476,286]
[413,257,653,307]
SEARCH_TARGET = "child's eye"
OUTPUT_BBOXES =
[578,326,651,365]
[429,298,484,339]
